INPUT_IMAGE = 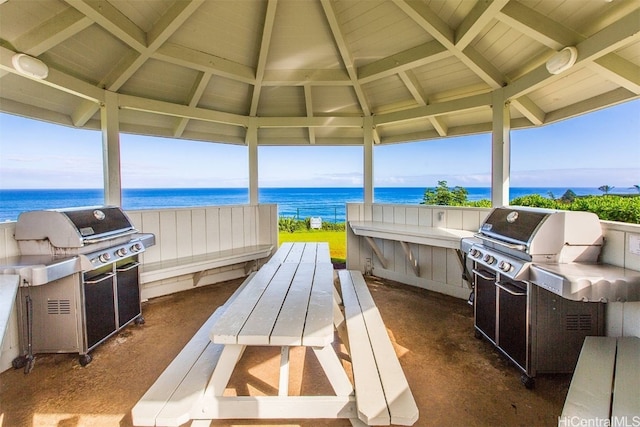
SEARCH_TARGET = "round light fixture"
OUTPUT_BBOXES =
[546,47,578,75]
[11,53,49,80]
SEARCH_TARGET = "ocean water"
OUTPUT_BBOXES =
[0,187,614,223]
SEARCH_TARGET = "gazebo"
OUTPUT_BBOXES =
[1,0,638,206]
[1,1,640,425]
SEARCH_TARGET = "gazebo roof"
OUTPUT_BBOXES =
[0,0,639,147]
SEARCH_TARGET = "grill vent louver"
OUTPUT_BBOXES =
[47,299,71,315]
[566,314,592,331]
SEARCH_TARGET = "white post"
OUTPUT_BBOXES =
[247,119,259,205]
[363,116,374,204]
[101,90,122,206]
[491,89,510,207]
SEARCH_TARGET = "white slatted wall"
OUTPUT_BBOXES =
[346,203,489,300]
[127,204,278,299]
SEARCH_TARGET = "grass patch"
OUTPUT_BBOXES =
[278,229,346,262]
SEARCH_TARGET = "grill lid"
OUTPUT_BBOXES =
[479,207,550,246]
[15,206,137,248]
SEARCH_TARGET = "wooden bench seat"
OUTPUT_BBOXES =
[559,336,640,426]
[139,244,273,285]
[131,273,254,426]
[338,269,419,426]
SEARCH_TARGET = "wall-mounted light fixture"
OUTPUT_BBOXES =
[11,53,49,79]
[546,46,578,75]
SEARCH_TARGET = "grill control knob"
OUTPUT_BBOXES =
[130,243,143,252]
[470,249,482,258]
[116,247,128,257]
[483,254,495,265]
[99,252,112,263]
[499,261,512,272]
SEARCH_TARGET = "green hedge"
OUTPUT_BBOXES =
[278,217,346,232]
[509,194,640,224]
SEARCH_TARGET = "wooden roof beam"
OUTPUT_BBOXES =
[320,0,371,116]
[248,0,278,118]
[393,0,504,89]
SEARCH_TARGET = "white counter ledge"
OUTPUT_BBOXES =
[348,221,474,278]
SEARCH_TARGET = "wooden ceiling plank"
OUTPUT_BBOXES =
[304,84,316,144]
[119,93,248,128]
[147,0,205,48]
[591,55,640,95]
[262,69,351,86]
[544,87,636,124]
[505,10,640,100]
[256,116,362,128]
[173,71,212,137]
[249,0,278,117]
[13,8,93,55]
[461,45,504,88]
[358,41,450,84]
[394,0,503,88]
[65,0,147,51]
[429,116,448,137]
[511,96,545,126]
[320,0,371,116]
[398,70,426,106]
[496,1,580,50]
[154,43,255,84]
[106,0,205,91]
[455,0,510,50]
[392,0,454,48]
[375,92,491,126]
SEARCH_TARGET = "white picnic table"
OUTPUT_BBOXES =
[194,242,357,421]
[132,241,417,426]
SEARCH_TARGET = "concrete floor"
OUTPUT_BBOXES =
[0,274,571,427]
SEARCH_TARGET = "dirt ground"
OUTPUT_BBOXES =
[0,275,571,427]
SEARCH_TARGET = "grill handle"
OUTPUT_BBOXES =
[473,233,527,251]
[84,272,116,285]
[495,280,527,296]
[83,229,138,245]
[472,269,496,281]
[116,262,140,272]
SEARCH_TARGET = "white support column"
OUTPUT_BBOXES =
[247,119,259,205]
[491,89,510,207]
[363,116,374,204]
[101,90,122,206]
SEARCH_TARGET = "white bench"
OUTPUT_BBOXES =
[559,336,640,426]
[131,273,255,426]
[139,244,273,285]
[338,269,419,426]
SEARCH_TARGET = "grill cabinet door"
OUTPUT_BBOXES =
[83,268,117,349]
[116,258,141,327]
[497,280,528,370]
[474,268,497,342]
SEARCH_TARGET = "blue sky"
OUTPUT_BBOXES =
[0,99,638,190]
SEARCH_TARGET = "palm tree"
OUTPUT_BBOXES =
[598,185,614,194]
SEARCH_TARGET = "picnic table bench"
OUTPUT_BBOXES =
[559,336,640,426]
[132,242,418,426]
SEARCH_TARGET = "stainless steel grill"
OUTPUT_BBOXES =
[2,206,155,372]
[460,207,640,388]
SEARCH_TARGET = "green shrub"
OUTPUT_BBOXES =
[420,181,640,224]
[278,216,346,232]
